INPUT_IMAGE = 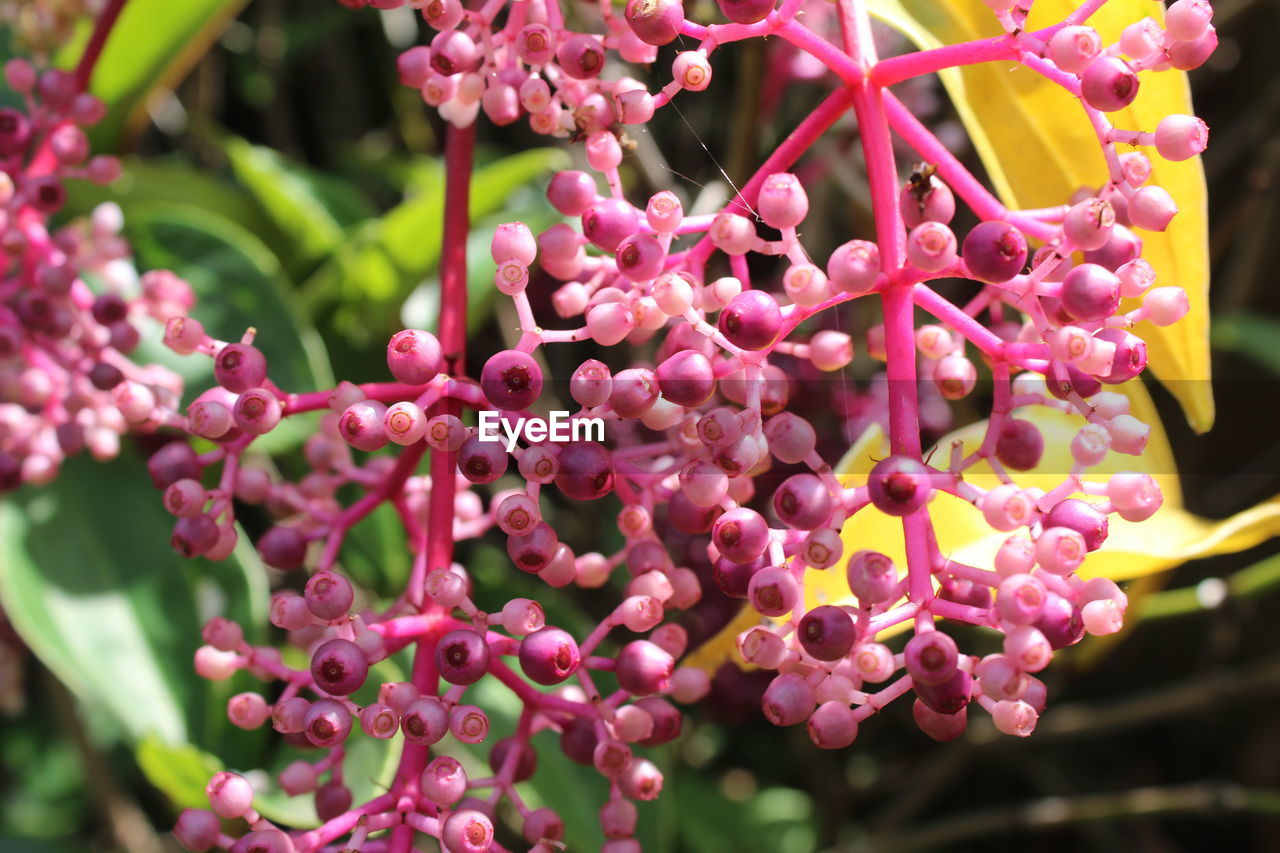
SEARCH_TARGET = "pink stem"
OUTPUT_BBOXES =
[73,0,129,91]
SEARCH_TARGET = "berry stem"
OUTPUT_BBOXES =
[73,0,130,92]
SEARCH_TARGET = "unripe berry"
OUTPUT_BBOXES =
[1154,114,1209,162]
[1048,25,1102,74]
[762,672,815,726]
[807,701,859,748]
[757,172,809,230]
[616,640,674,695]
[214,344,267,393]
[386,329,443,385]
[442,810,494,853]
[1063,197,1116,251]
[206,771,254,819]
[175,809,220,852]
[906,221,958,272]
[672,51,712,91]
[748,566,799,617]
[828,240,881,293]
[773,473,832,530]
[305,570,354,620]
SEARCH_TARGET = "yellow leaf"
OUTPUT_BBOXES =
[826,380,1280,608]
[869,0,1213,431]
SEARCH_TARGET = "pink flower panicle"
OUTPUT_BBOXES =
[158,0,1214,851]
[0,55,192,493]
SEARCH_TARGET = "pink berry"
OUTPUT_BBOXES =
[1047,25,1101,74]
[899,174,956,228]
[1080,55,1140,112]
[1154,114,1209,162]
[807,701,859,748]
[906,221,958,272]
[762,672,815,726]
[625,0,684,46]
[556,34,605,79]
[827,240,881,294]
[757,172,809,230]
[206,771,254,819]
[386,329,443,385]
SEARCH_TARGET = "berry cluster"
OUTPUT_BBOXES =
[0,56,192,493]
[161,0,1215,852]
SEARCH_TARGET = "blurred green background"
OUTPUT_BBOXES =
[4,0,1280,851]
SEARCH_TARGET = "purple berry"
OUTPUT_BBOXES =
[555,441,614,500]
[797,605,856,661]
[310,638,369,696]
[655,349,716,408]
[616,640,674,695]
[995,419,1044,471]
[458,435,508,484]
[867,455,933,516]
[716,0,773,24]
[214,344,268,394]
[913,667,971,715]
[718,290,782,351]
[1042,498,1109,551]
[962,220,1027,283]
[436,628,490,685]
[481,349,543,410]
[1080,55,1139,112]
[773,473,832,530]
[904,630,959,686]
[259,526,307,571]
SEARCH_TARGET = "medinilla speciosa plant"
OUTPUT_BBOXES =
[1,0,1268,852]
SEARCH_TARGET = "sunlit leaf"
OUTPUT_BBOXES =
[689,382,1280,672]
[0,453,267,747]
[869,0,1213,431]
[69,0,250,148]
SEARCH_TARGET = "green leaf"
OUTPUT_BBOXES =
[136,736,224,812]
[0,452,267,747]
[402,187,563,335]
[305,147,570,342]
[124,203,333,399]
[1214,314,1280,376]
[62,157,283,251]
[222,137,347,265]
[71,0,250,148]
